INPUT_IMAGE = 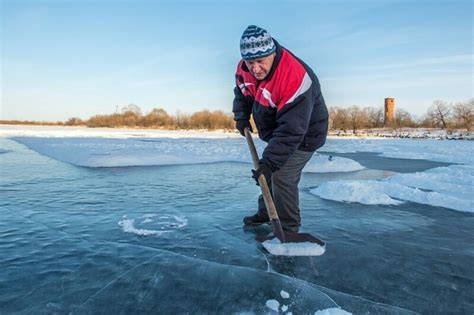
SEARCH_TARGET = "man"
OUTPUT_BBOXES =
[233,25,328,233]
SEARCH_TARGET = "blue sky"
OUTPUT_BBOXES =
[1,0,472,121]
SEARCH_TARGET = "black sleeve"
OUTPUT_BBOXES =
[261,91,313,170]
[232,86,252,121]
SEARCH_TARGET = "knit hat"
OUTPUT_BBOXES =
[240,25,276,60]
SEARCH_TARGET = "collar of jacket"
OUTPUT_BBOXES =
[240,39,283,83]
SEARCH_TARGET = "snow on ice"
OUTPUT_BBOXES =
[314,308,352,315]
[118,214,188,236]
[4,128,363,173]
[262,238,326,256]
[311,164,473,213]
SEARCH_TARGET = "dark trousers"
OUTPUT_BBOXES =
[257,149,315,232]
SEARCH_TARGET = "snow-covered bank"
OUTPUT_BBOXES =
[2,125,473,165]
[0,124,241,139]
[2,125,473,140]
[9,136,363,173]
[330,128,474,140]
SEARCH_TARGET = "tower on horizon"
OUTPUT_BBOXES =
[384,97,395,125]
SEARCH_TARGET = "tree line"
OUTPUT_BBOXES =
[330,99,473,132]
[64,104,234,130]
[1,99,472,131]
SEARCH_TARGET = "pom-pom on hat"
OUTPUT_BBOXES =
[240,25,276,60]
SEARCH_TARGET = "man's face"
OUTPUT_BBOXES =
[244,53,276,80]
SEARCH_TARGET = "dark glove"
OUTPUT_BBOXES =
[252,160,273,186]
[236,120,253,136]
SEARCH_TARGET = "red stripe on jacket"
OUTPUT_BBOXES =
[236,48,308,111]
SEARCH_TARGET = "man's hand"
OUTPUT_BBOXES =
[236,120,253,136]
[252,160,273,186]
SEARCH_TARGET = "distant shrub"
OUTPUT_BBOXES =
[65,117,84,126]
[189,110,234,130]
[81,106,234,130]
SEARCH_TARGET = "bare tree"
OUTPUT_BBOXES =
[65,117,84,126]
[427,100,451,129]
[175,110,191,129]
[394,108,414,128]
[329,107,350,131]
[367,107,384,128]
[121,103,142,116]
[453,99,474,131]
[348,105,367,133]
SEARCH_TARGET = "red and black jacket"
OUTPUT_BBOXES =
[233,40,328,170]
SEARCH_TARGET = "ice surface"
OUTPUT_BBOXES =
[1,128,473,313]
[262,238,326,256]
[280,289,290,298]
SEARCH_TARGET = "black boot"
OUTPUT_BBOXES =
[243,213,270,226]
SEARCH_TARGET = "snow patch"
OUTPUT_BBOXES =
[311,180,404,206]
[314,307,352,315]
[310,164,473,213]
[118,217,168,236]
[280,290,290,299]
[118,214,188,236]
[265,299,279,312]
[304,154,364,173]
[386,164,474,200]
[262,238,326,256]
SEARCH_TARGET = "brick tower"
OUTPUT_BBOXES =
[384,97,395,125]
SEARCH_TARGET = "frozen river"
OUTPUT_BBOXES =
[0,127,473,314]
